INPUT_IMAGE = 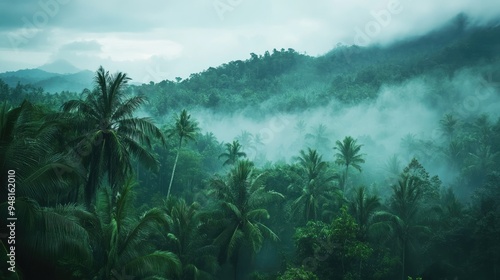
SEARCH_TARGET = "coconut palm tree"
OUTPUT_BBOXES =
[291,148,339,222]
[334,136,365,197]
[383,154,403,185]
[62,66,165,207]
[0,101,80,205]
[464,144,499,185]
[349,186,380,240]
[163,198,219,280]
[372,174,429,280]
[305,124,331,152]
[0,197,92,279]
[165,109,200,199]
[253,133,264,148]
[235,130,254,150]
[294,119,306,135]
[69,179,181,279]
[439,113,458,142]
[218,140,247,166]
[207,160,283,279]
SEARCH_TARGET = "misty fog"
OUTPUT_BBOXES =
[187,63,499,196]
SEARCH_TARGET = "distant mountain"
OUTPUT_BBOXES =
[0,68,93,93]
[38,59,81,74]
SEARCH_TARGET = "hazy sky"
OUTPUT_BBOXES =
[1,0,499,82]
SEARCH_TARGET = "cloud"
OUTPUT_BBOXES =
[0,0,499,78]
[59,40,102,52]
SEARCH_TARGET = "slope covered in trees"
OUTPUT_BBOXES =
[128,15,500,117]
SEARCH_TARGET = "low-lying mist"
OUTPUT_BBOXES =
[189,63,500,195]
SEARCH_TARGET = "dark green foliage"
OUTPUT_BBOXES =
[334,136,365,197]
[290,148,339,223]
[162,198,219,280]
[293,207,373,279]
[277,266,319,280]
[206,160,283,278]
[62,66,165,207]
[218,140,247,166]
[2,17,500,280]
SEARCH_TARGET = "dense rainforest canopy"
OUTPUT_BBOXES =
[1,16,500,280]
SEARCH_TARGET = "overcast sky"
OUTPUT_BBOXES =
[1,0,499,82]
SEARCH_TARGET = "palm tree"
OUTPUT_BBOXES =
[372,175,429,280]
[383,154,402,185]
[334,136,365,196]
[464,144,499,185]
[235,130,254,150]
[472,114,492,145]
[442,140,465,170]
[349,186,380,240]
[218,140,247,166]
[291,148,339,222]
[70,179,181,279]
[207,160,283,278]
[305,124,330,151]
[62,66,165,207]
[0,101,80,205]
[294,119,306,135]
[439,113,458,142]
[253,133,264,147]
[163,198,218,280]
[0,197,91,279]
[165,109,199,199]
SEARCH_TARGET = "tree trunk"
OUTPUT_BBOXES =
[402,238,406,280]
[232,254,239,280]
[343,164,350,198]
[167,139,182,199]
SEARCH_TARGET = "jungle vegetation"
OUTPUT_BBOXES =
[1,17,500,280]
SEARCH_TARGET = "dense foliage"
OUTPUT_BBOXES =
[1,16,500,280]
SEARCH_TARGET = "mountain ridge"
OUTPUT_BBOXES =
[2,15,499,114]
[38,59,82,74]
[0,68,93,93]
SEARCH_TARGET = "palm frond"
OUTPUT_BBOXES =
[247,208,270,220]
[120,136,159,171]
[123,251,181,279]
[119,208,170,256]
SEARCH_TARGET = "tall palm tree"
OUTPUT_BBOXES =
[253,133,264,147]
[62,66,165,207]
[218,140,247,166]
[165,109,199,199]
[334,136,365,196]
[439,113,458,142]
[349,186,380,240]
[207,160,283,279]
[383,154,402,185]
[163,198,218,280]
[372,175,429,280]
[442,140,465,170]
[291,148,339,222]
[305,124,330,151]
[69,179,181,279]
[0,197,91,279]
[294,119,306,135]
[465,144,499,184]
[0,101,80,205]
[235,130,254,150]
